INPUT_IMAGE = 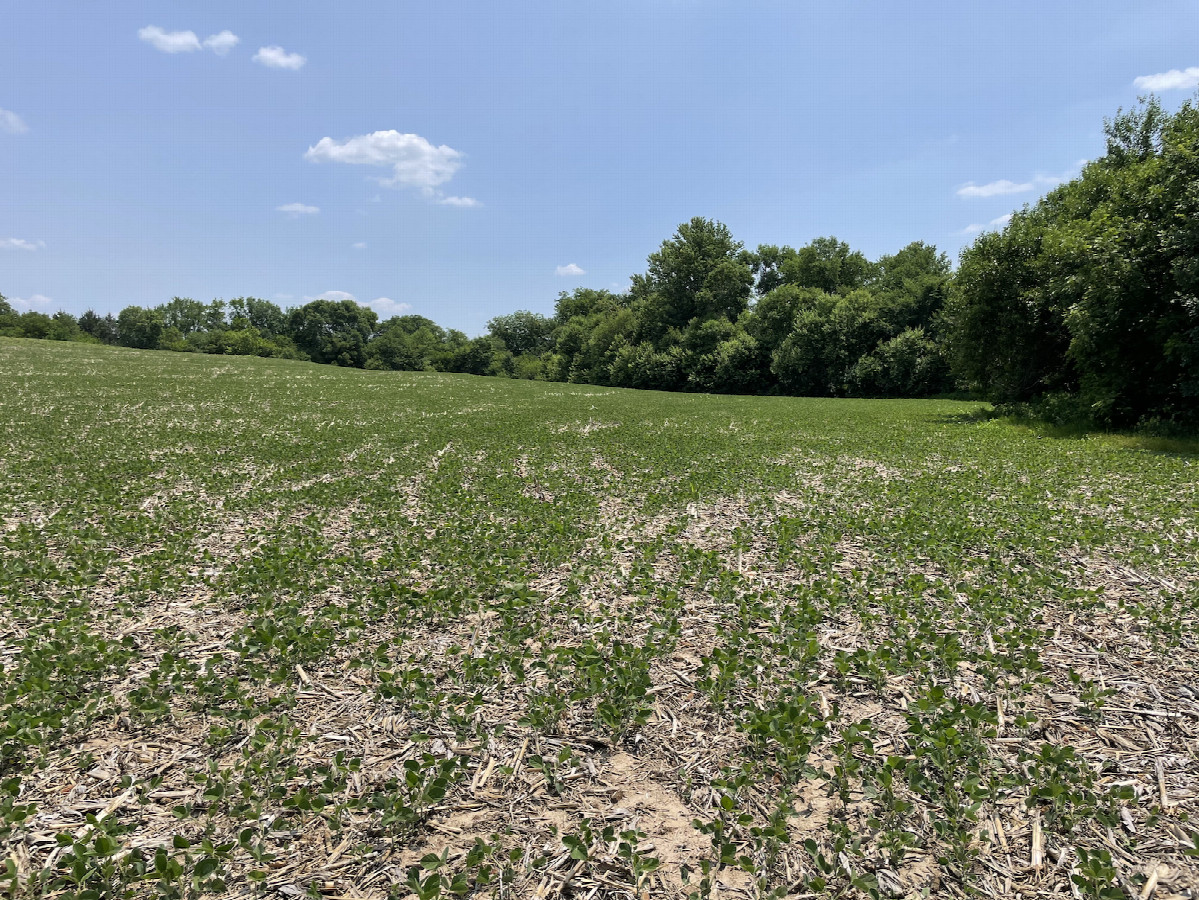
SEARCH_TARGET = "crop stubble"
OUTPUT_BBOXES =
[1,338,1197,899]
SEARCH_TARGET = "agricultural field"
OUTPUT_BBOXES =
[1,337,1198,900]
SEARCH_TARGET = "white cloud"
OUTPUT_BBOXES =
[305,131,460,187]
[138,26,203,53]
[352,242,367,249]
[203,30,240,55]
[139,26,239,56]
[1134,67,1199,92]
[367,297,412,316]
[305,130,476,205]
[277,202,319,217]
[0,108,28,135]
[956,179,1034,198]
[555,263,586,277]
[0,238,44,251]
[957,163,1085,200]
[962,213,1015,236]
[11,294,53,310]
[254,46,306,70]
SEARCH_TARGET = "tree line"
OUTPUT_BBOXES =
[3,97,1196,429]
[0,229,956,399]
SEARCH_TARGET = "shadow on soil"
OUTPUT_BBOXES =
[933,407,1199,457]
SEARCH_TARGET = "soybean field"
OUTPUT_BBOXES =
[1,338,1197,900]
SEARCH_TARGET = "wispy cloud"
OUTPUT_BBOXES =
[276,202,319,217]
[555,263,586,277]
[962,214,1013,235]
[956,179,1035,199]
[1134,67,1199,91]
[254,46,306,70]
[203,30,240,56]
[305,130,477,206]
[352,242,367,250]
[367,297,412,316]
[11,294,53,310]
[0,237,44,251]
[139,26,202,53]
[0,108,28,135]
[139,26,240,56]
[957,163,1084,200]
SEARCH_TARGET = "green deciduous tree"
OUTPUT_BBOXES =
[633,218,753,336]
[950,96,1199,426]
[367,316,451,371]
[608,340,686,391]
[286,299,379,367]
[775,237,874,295]
[554,288,625,323]
[16,311,54,339]
[445,335,499,376]
[228,298,287,337]
[78,310,119,343]
[159,297,208,335]
[0,293,18,334]
[946,215,1070,403]
[117,306,165,349]
[743,285,829,356]
[487,310,555,356]
[848,327,951,397]
[771,290,895,396]
[870,241,952,332]
[47,311,82,341]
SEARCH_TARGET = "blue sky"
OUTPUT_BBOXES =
[3,2,1198,335]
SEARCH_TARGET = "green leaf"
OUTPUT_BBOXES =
[193,856,219,878]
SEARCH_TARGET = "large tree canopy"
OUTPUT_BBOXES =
[632,217,754,335]
[487,310,555,357]
[751,238,874,297]
[950,97,1199,427]
[287,299,379,367]
[117,306,165,350]
[229,297,287,337]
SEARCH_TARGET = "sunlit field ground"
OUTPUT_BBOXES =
[2,337,1196,899]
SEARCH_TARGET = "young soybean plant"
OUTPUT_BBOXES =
[617,828,662,894]
[1071,847,1124,900]
[404,839,497,900]
[369,753,466,838]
